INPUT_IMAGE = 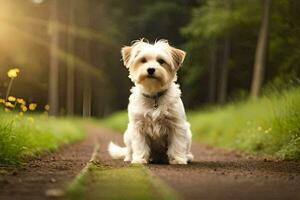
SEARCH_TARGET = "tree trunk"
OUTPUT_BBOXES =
[208,41,217,103]
[218,0,231,104]
[48,0,59,116]
[82,74,92,117]
[66,1,75,116]
[218,35,230,104]
[81,2,92,117]
[251,0,271,98]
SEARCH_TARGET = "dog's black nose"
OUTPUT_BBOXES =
[147,68,155,75]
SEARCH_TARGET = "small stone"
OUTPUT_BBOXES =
[45,189,64,197]
[50,178,57,183]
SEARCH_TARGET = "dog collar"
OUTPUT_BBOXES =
[142,89,168,109]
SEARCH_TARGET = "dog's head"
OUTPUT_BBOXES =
[121,39,186,94]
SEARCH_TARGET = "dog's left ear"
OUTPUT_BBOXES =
[171,47,186,69]
[121,46,132,68]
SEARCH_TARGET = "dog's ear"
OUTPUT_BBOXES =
[121,46,132,68]
[171,47,186,69]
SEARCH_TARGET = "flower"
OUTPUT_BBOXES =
[264,128,272,133]
[5,102,15,108]
[29,103,37,111]
[8,96,16,102]
[44,104,50,111]
[17,98,26,105]
[0,99,5,104]
[7,68,20,79]
[21,105,28,112]
[4,108,10,112]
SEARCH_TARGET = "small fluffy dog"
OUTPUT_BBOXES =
[108,39,193,164]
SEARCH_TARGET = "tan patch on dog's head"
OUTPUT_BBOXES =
[121,39,186,94]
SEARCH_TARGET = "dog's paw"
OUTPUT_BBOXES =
[187,153,194,162]
[169,158,187,165]
[131,159,148,164]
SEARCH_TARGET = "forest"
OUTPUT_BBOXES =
[1,0,299,116]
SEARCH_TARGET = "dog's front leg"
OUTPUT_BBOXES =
[167,127,189,165]
[131,131,150,164]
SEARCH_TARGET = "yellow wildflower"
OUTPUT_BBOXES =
[264,128,272,134]
[8,96,16,102]
[4,108,10,112]
[29,103,37,111]
[21,105,28,112]
[44,104,50,111]
[17,98,26,105]
[0,99,5,104]
[7,68,20,79]
[5,102,15,108]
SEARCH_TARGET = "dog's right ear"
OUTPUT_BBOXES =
[121,46,132,68]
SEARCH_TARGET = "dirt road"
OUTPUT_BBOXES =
[1,126,300,200]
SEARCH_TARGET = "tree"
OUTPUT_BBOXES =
[80,1,92,117]
[66,0,75,115]
[251,0,271,98]
[218,35,230,104]
[218,0,231,104]
[208,41,217,103]
[48,0,59,116]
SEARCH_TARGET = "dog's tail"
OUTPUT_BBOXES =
[108,142,127,159]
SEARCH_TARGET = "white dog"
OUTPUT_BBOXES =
[108,39,193,164]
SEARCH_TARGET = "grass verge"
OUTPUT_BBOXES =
[189,87,300,160]
[99,111,128,132]
[0,112,85,165]
[66,146,179,200]
[100,87,300,160]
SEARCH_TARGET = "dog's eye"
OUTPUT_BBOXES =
[157,58,165,65]
[141,57,147,63]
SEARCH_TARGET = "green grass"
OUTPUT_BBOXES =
[66,149,179,200]
[100,87,300,160]
[189,87,300,160]
[0,112,85,165]
[99,111,128,132]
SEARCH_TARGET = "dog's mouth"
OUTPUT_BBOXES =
[147,75,159,80]
[137,74,163,85]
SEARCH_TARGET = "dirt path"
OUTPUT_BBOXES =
[93,127,300,200]
[1,126,300,200]
[0,131,98,200]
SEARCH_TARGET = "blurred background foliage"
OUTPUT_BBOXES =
[0,0,299,117]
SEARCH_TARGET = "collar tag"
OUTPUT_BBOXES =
[142,89,167,109]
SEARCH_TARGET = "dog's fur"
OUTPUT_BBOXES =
[108,39,193,164]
